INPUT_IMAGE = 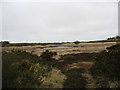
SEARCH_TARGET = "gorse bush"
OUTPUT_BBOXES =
[40,50,59,68]
[90,44,120,85]
[2,50,57,88]
[63,68,87,88]
[106,44,120,50]
[40,50,57,61]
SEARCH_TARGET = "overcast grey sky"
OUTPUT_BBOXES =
[2,1,118,43]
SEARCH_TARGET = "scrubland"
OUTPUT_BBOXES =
[2,42,120,88]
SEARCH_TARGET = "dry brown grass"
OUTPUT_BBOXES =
[2,42,116,59]
[40,68,67,88]
[64,61,93,70]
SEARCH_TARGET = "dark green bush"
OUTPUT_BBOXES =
[2,50,55,88]
[1,41,10,47]
[63,55,76,61]
[106,44,120,50]
[63,68,87,88]
[90,44,120,81]
[40,50,57,61]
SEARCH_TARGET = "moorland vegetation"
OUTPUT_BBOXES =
[2,43,120,88]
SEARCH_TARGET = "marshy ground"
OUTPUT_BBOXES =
[2,42,116,57]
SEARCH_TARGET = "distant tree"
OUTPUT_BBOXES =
[107,38,111,40]
[107,35,120,40]
[73,41,80,45]
[115,35,120,39]
[1,41,10,47]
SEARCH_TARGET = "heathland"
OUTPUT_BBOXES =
[1,37,120,88]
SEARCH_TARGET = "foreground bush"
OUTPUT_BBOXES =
[90,44,120,87]
[63,68,87,88]
[2,50,56,88]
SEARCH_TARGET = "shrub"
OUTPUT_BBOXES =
[90,44,120,84]
[63,68,87,88]
[40,50,57,61]
[106,44,120,50]
[2,50,53,88]
[63,55,76,61]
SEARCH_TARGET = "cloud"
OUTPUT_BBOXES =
[2,2,118,42]
[1,0,119,2]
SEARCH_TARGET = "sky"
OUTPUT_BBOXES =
[1,0,119,43]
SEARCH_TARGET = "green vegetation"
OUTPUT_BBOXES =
[10,42,62,46]
[40,50,59,69]
[107,35,120,41]
[59,53,97,67]
[1,36,120,47]
[3,42,120,88]
[40,50,57,61]
[88,36,120,43]
[0,41,63,47]
[0,41,10,47]
[2,49,89,88]
[63,68,87,88]
[2,50,56,88]
[106,44,120,50]
[90,44,120,87]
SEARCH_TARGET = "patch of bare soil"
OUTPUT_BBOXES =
[64,61,93,70]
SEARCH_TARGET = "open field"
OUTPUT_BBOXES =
[2,42,116,59]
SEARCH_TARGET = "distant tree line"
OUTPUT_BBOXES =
[107,35,120,40]
[0,41,10,47]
